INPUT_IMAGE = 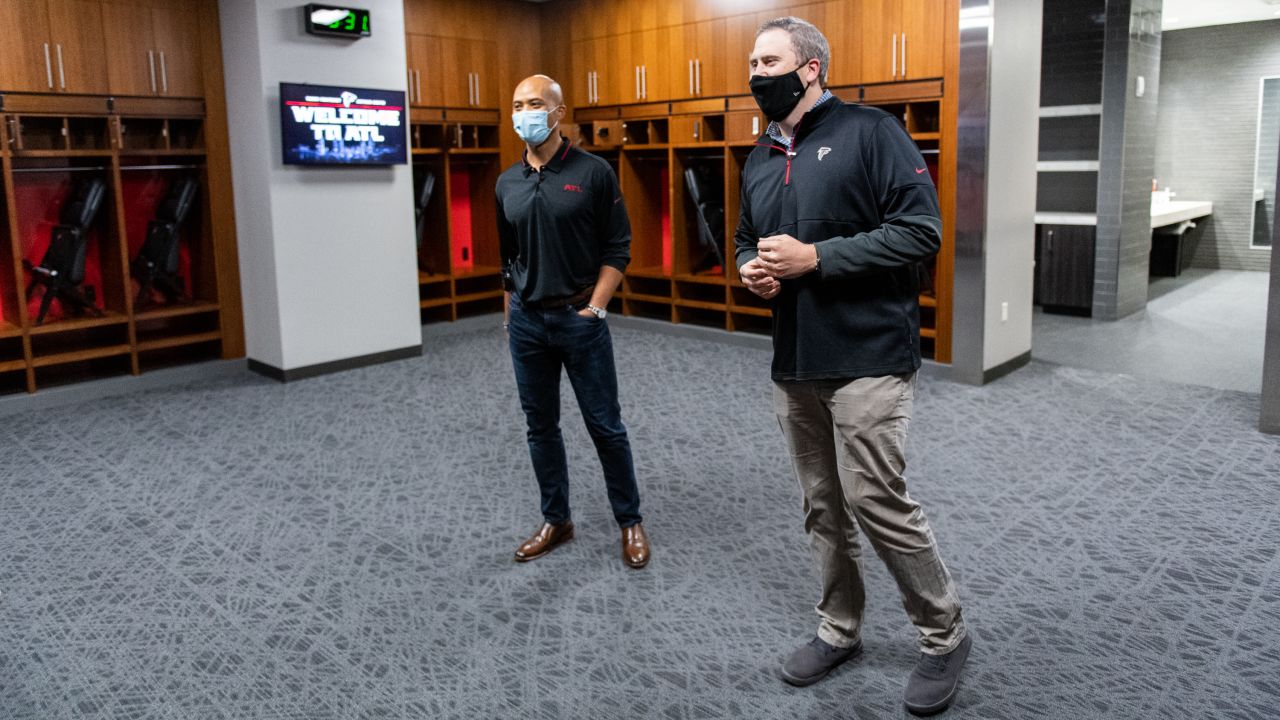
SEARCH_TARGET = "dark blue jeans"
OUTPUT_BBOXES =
[507,295,643,528]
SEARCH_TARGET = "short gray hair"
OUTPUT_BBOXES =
[757,16,831,88]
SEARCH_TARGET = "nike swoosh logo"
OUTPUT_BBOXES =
[915,167,927,174]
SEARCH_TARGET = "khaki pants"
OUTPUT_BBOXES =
[773,373,966,655]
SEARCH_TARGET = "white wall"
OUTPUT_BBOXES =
[982,0,1040,371]
[219,0,420,371]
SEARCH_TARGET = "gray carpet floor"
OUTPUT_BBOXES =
[2,322,1279,719]
[1033,268,1271,393]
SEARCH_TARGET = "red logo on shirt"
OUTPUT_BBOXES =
[564,184,583,192]
[915,167,928,174]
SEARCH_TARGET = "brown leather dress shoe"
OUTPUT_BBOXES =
[621,522,650,569]
[514,521,574,562]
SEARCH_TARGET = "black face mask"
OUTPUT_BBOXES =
[749,65,812,122]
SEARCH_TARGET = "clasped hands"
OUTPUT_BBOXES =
[739,234,819,300]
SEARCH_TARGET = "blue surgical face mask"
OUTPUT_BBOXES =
[512,108,560,145]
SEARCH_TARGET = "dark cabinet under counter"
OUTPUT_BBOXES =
[1035,224,1095,315]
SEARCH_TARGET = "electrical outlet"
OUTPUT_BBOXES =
[1001,301,1009,322]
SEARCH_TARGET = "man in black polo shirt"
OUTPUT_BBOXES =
[736,18,970,714]
[496,75,649,569]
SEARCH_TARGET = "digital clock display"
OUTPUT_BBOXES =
[305,4,371,38]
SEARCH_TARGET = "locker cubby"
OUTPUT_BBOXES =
[28,321,130,360]
[413,158,449,277]
[134,307,221,356]
[0,174,18,333]
[448,123,500,150]
[33,352,132,390]
[619,150,670,275]
[621,118,668,146]
[671,114,725,144]
[730,285,772,312]
[672,149,728,277]
[0,367,25,396]
[624,274,671,301]
[1039,115,1100,162]
[674,304,725,329]
[118,118,169,152]
[576,120,622,149]
[0,334,23,368]
[167,119,205,151]
[673,279,727,307]
[136,338,222,374]
[455,293,502,318]
[67,117,112,151]
[624,297,672,321]
[412,122,450,150]
[10,116,66,151]
[446,157,501,275]
[119,164,212,311]
[419,304,452,324]
[12,162,127,326]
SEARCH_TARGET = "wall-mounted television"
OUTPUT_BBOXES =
[279,82,407,166]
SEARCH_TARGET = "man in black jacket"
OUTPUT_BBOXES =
[736,18,970,715]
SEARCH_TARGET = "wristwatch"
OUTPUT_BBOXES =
[586,304,607,319]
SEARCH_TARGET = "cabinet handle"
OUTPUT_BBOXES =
[592,71,598,104]
[694,119,700,141]
[1046,230,1054,254]
[455,124,463,146]
[159,51,168,94]
[474,73,481,106]
[696,59,701,95]
[901,34,907,79]
[891,34,897,79]
[751,115,760,136]
[43,43,53,89]
[415,70,422,104]
[642,65,647,99]
[689,59,694,96]
[635,66,640,100]
[148,50,156,93]
[56,44,66,89]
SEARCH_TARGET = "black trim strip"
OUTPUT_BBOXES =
[248,344,423,383]
[981,351,1032,384]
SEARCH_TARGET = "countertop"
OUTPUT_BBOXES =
[1035,199,1214,229]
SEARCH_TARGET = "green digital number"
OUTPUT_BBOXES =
[344,14,355,30]
[362,15,369,32]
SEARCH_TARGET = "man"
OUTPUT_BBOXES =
[496,75,650,569]
[736,18,971,715]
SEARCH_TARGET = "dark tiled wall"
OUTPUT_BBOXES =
[1154,20,1280,271]
[1040,0,1106,106]
[1093,0,1162,320]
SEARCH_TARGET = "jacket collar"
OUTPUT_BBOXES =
[522,136,573,176]
[755,95,840,151]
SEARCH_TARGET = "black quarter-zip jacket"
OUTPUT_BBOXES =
[496,138,631,303]
[734,99,942,382]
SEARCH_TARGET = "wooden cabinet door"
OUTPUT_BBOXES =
[724,13,757,98]
[693,18,726,98]
[823,0,862,87]
[612,31,642,104]
[593,37,618,106]
[438,36,472,108]
[406,33,441,106]
[859,0,899,83]
[151,3,202,97]
[102,2,158,96]
[665,23,695,101]
[571,37,595,106]
[0,0,55,93]
[46,0,109,94]
[636,27,665,102]
[470,39,497,109]
[899,0,943,80]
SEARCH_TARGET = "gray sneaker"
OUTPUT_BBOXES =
[904,634,973,715]
[780,636,863,687]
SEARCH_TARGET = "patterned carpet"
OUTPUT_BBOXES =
[1,322,1278,719]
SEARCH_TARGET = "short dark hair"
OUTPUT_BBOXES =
[757,16,831,88]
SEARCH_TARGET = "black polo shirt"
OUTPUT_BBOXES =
[495,138,631,303]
